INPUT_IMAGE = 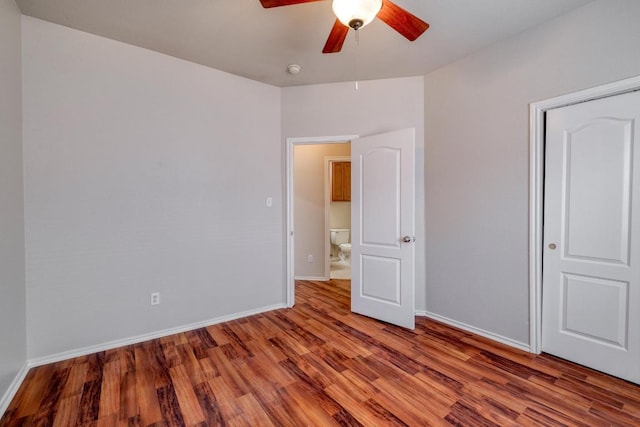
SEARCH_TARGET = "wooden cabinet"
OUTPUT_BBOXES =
[331,161,351,202]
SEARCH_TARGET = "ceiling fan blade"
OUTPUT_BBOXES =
[323,19,349,54]
[259,0,324,8]
[377,0,429,41]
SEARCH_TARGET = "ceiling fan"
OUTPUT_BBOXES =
[260,0,429,54]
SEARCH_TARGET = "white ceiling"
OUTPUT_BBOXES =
[16,0,593,87]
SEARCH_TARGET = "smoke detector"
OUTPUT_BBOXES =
[287,64,301,75]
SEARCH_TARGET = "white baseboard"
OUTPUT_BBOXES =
[416,310,531,353]
[294,275,329,281]
[0,361,30,418]
[28,303,287,368]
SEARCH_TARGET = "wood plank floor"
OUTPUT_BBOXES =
[3,279,640,426]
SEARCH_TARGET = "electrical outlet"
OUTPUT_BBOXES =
[151,292,160,306]
[307,254,313,263]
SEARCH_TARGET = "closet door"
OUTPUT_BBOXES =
[542,90,640,383]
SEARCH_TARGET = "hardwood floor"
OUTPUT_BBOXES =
[3,279,640,426]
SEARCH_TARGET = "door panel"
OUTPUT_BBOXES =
[563,119,632,264]
[362,148,401,246]
[542,90,640,383]
[362,256,401,303]
[352,128,415,329]
[562,273,628,348]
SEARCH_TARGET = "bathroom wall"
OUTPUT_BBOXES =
[294,143,350,279]
[329,201,350,229]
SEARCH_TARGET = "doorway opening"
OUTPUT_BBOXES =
[287,129,417,330]
[286,135,358,308]
[327,156,352,280]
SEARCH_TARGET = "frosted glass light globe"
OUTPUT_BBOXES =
[332,0,383,29]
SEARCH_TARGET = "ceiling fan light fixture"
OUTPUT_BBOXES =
[332,0,382,30]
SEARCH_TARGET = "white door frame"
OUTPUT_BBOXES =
[529,75,640,354]
[324,156,352,277]
[286,135,359,307]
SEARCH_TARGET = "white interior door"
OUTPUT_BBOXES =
[351,128,415,329]
[542,90,640,383]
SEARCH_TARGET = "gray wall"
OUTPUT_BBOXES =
[294,143,350,279]
[0,0,26,403]
[22,17,283,359]
[283,77,426,310]
[424,0,640,346]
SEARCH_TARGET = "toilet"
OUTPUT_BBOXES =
[330,228,351,263]
[338,242,351,262]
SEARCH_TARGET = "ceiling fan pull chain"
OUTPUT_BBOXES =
[354,28,359,91]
